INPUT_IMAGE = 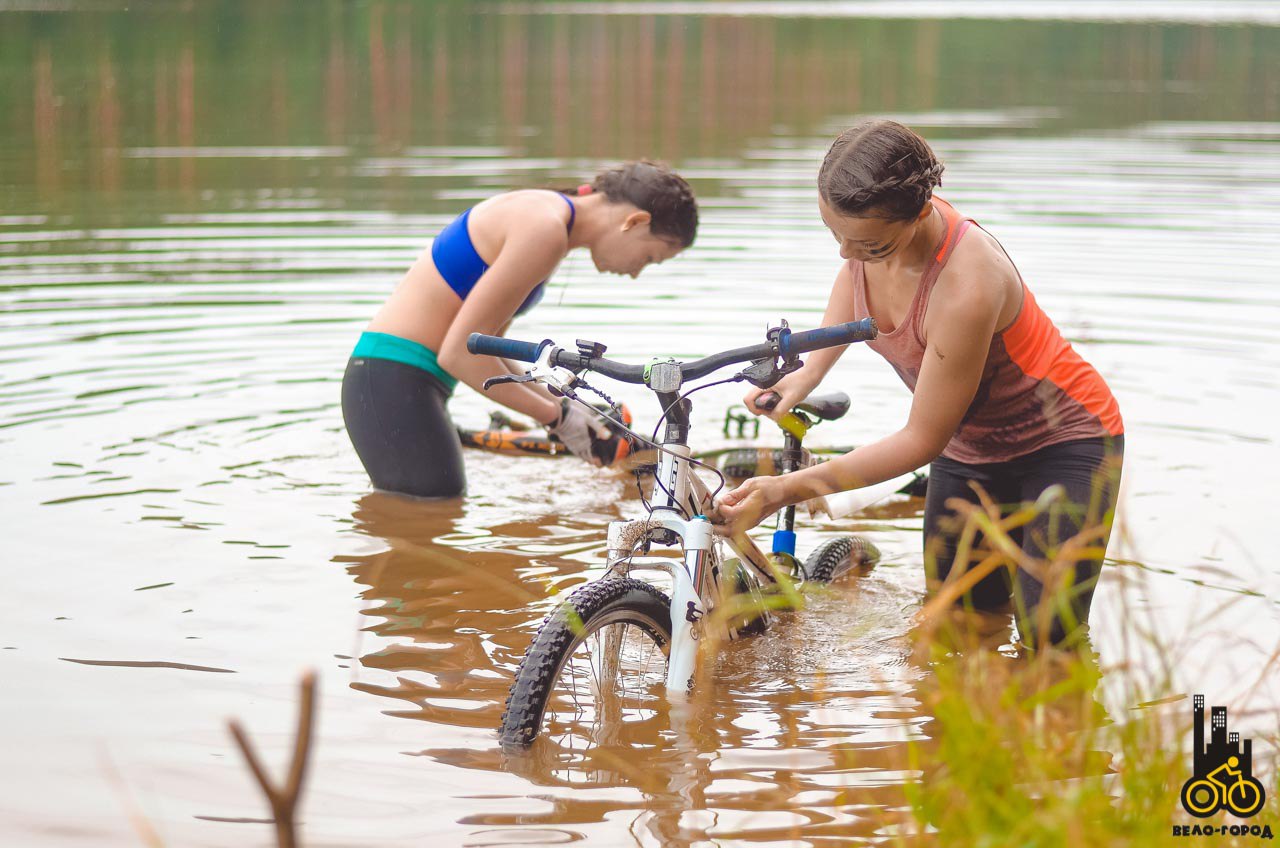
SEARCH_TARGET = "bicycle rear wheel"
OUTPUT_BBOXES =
[802,536,881,583]
[456,426,562,456]
[501,578,672,751]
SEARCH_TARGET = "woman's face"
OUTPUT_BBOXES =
[818,195,929,264]
[591,209,684,279]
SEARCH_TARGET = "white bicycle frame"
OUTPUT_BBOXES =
[521,358,794,701]
[601,459,781,700]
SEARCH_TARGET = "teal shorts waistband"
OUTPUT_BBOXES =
[351,331,458,395]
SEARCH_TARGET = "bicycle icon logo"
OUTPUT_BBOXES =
[1181,695,1266,818]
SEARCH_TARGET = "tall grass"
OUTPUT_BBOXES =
[892,486,1279,847]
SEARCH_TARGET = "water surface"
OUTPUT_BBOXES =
[2,3,1279,845]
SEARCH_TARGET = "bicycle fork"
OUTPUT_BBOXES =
[656,415,814,699]
[667,516,713,699]
[600,512,714,701]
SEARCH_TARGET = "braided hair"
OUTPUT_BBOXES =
[818,120,944,221]
[586,160,698,248]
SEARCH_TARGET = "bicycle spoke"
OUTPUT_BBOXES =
[543,618,668,754]
[614,625,624,712]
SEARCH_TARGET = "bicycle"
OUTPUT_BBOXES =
[456,404,634,464]
[715,402,929,505]
[467,319,883,751]
[455,396,928,506]
[1181,756,1266,818]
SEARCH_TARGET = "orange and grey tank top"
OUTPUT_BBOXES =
[851,196,1123,464]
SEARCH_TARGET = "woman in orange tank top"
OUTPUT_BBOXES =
[717,120,1124,649]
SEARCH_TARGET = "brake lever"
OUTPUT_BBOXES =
[482,373,536,391]
[738,319,805,388]
[739,353,802,388]
[739,357,782,388]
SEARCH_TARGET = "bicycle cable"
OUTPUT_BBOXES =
[645,375,742,509]
[561,388,688,517]
[561,374,741,517]
[572,376,656,515]
[557,384,661,515]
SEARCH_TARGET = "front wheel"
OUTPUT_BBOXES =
[501,578,672,751]
[1228,778,1265,817]
[802,535,881,583]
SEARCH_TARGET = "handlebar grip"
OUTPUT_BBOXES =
[781,318,878,357]
[466,333,551,363]
[755,391,781,412]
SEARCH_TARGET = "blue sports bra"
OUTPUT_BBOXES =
[430,193,576,317]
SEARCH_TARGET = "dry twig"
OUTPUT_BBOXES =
[228,670,318,848]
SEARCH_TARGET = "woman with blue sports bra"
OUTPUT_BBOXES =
[342,161,699,498]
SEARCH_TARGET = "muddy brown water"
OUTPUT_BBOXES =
[2,3,1279,845]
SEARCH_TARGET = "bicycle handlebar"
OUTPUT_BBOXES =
[466,334,551,362]
[781,319,878,356]
[467,318,878,387]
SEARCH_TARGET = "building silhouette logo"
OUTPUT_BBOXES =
[1181,695,1266,818]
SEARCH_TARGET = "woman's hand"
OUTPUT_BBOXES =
[547,399,610,466]
[712,476,788,537]
[742,372,815,422]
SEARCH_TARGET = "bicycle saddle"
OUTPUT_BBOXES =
[795,392,850,422]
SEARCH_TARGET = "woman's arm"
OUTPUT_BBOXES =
[744,263,861,418]
[791,275,1001,495]
[718,257,1006,530]
[436,218,568,425]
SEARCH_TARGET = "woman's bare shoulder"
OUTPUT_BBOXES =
[933,224,1020,311]
[473,189,569,223]
[950,223,1017,277]
[469,190,571,256]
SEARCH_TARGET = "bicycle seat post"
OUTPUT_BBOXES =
[772,411,810,557]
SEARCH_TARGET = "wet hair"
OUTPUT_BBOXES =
[586,160,698,248]
[818,120,945,221]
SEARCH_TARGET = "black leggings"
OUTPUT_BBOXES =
[923,436,1124,647]
[341,356,466,498]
